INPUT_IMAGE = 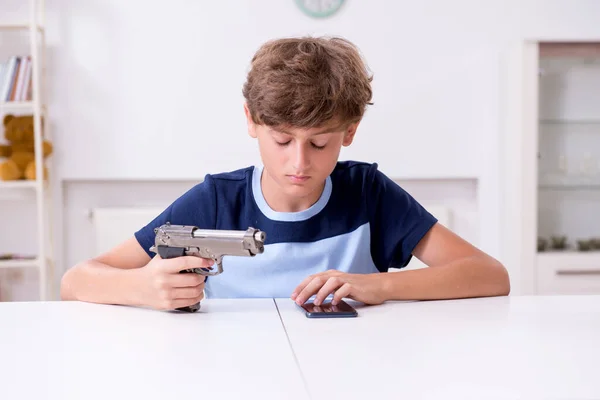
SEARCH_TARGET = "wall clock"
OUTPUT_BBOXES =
[294,0,346,18]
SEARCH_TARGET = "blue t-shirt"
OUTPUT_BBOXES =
[134,161,437,299]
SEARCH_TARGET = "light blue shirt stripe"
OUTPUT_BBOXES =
[205,222,378,298]
[252,164,333,222]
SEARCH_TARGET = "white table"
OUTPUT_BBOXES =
[0,299,308,400]
[276,295,600,400]
[2,296,600,400]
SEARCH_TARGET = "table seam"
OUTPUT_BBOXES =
[273,298,313,400]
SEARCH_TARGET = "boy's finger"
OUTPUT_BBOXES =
[332,283,351,305]
[291,274,317,300]
[169,294,204,310]
[164,256,215,273]
[172,285,205,300]
[313,277,343,306]
[169,273,205,288]
[294,276,327,305]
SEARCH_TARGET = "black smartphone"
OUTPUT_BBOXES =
[300,300,358,318]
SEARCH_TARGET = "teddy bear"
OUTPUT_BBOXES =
[0,114,53,181]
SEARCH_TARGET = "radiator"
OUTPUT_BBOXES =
[90,207,165,255]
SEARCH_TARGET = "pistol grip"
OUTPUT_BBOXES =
[156,245,204,313]
[157,245,186,259]
[176,303,201,313]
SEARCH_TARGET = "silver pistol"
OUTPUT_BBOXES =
[149,222,266,312]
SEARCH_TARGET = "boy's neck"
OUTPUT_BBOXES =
[260,168,325,213]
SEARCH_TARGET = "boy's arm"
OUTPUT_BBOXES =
[292,223,510,306]
[60,237,151,305]
[60,237,211,310]
[382,222,510,300]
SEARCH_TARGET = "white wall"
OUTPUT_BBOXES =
[3,0,600,299]
[42,0,504,181]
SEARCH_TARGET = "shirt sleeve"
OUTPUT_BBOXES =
[134,175,218,258]
[367,164,438,271]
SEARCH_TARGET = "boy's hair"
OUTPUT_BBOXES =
[242,36,373,128]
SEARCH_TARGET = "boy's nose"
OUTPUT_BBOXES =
[293,144,310,171]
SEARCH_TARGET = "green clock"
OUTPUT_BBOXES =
[294,0,346,18]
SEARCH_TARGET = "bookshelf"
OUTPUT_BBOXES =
[0,0,55,301]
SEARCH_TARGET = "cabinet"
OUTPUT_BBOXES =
[535,42,600,294]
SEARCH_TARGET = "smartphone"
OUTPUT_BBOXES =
[300,300,358,318]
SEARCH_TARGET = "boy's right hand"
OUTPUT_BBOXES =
[135,255,214,311]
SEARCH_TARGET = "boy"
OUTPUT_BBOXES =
[61,36,510,311]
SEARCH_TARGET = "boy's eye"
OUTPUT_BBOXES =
[273,137,326,149]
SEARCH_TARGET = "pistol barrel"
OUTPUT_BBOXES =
[192,229,266,243]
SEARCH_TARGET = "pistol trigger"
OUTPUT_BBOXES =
[215,259,224,274]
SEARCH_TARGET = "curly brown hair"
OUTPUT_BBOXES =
[242,36,373,129]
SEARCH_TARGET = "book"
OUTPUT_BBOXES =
[0,56,33,102]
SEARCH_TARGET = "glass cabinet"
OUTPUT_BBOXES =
[536,42,600,294]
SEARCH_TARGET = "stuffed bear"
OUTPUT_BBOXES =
[0,114,53,181]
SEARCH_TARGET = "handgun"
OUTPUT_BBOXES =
[149,222,266,312]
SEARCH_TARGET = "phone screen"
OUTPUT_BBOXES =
[300,300,358,318]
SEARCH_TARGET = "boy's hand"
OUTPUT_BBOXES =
[135,255,213,310]
[291,270,386,306]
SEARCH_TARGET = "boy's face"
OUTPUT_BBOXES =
[244,104,358,211]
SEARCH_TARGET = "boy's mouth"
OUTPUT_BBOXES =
[288,175,310,183]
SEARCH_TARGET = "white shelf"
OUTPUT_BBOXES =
[0,24,44,33]
[0,101,34,110]
[539,119,600,125]
[538,251,600,267]
[0,181,38,190]
[0,103,47,115]
[0,258,39,269]
[539,174,600,189]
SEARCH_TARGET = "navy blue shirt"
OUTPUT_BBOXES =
[135,161,437,298]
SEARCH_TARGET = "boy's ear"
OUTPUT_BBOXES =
[243,103,258,139]
[342,121,360,146]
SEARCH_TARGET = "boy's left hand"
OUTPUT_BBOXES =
[291,270,386,306]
